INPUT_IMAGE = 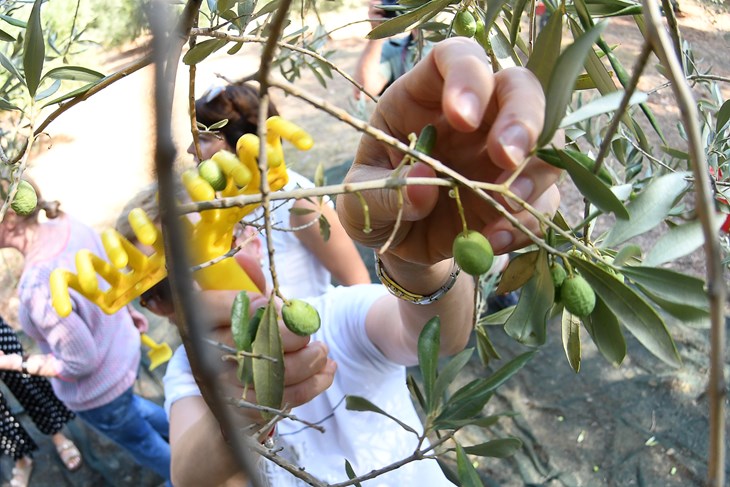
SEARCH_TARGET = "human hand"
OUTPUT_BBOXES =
[128,305,150,333]
[0,351,22,371]
[200,290,336,425]
[338,37,562,266]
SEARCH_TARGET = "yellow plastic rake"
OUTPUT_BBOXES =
[50,116,313,326]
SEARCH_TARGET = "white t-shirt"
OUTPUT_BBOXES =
[250,170,333,299]
[163,285,453,486]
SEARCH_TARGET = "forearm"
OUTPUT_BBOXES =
[0,353,62,377]
[378,253,476,361]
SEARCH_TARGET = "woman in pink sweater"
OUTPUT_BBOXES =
[0,178,171,484]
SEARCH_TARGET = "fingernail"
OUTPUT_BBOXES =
[505,177,534,211]
[456,91,481,128]
[489,231,513,252]
[499,125,530,166]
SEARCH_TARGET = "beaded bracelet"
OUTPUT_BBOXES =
[374,253,461,305]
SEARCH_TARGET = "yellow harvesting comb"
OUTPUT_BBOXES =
[50,116,313,317]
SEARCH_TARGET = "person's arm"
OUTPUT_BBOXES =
[0,351,62,377]
[338,37,562,365]
[290,199,371,285]
[353,0,390,99]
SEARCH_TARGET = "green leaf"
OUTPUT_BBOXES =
[636,285,710,325]
[252,299,285,419]
[504,250,553,346]
[582,296,626,366]
[561,309,582,373]
[231,291,251,351]
[463,437,523,458]
[560,90,648,128]
[436,351,535,422]
[618,266,709,313]
[435,413,514,430]
[659,145,689,160]
[345,396,418,434]
[42,81,97,107]
[344,460,363,487]
[314,162,325,187]
[406,373,427,411]
[0,51,24,86]
[183,39,227,65]
[475,325,500,365]
[0,14,27,28]
[602,172,690,247]
[0,28,14,41]
[538,22,607,147]
[418,316,440,412]
[644,215,725,266]
[716,99,730,132]
[208,119,229,130]
[455,443,485,487]
[227,41,243,55]
[495,250,538,294]
[23,0,45,97]
[537,148,613,185]
[525,9,563,90]
[367,0,454,39]
[432,348,474,413]
[613,244,642,266]
[508,0,530,46]
[554,149,629,218]
[318,214,331,242]
[33,77,60,101]
[569,257,681,367]
[0,97,20,111]
[43,65,105,82]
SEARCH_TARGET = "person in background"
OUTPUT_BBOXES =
[0,178,171,484]
[0,314,81,487]
[191,82,372,298]
[148,37,561,486]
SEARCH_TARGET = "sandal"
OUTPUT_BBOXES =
[10,457,32,487]
[55,439,82,471]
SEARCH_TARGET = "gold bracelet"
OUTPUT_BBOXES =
[374,253,460,305]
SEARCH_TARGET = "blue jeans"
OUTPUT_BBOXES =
[77,387,171,482]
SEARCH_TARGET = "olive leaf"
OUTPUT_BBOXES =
[475,325,500,365]
[525,7,563,89]
[0,49,24,87]
[463,437,523,458]
[367,0,454,39]
[0,14,27,28]
[33,78,60,101]
[602,172,691,247]
[477,305,516,326]
[495,250,538,295]
[0,97,20,111]
[252,298,285,419]
[231,291,251,351]
[508,0,530,46]
[43,66,105,82]
[431,348,474,415]
[537,148,613,185]
[560,90,648,129]
[504,249,553,346]
[455,443,485,487]
[42,81,99,107]
[538,21,607,148]
[0,28,14,42]
[716,99,730,132]
[554,149,629,219]
[406,374,427,412]
[318,214,331,242]
[345,396,419,434]
[418,316,440,412]
[644,215,725,266]
[434,412,515,430]
[183,39,227,65]
[435,351,535,423]
[344,460,363,487]
[23,0,44,97]
[569,257,681,367]
[582,296,627,366]
[561,310,582,373]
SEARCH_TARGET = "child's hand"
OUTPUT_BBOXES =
[339,37,561,265]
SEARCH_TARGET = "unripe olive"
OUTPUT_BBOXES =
[550,263,567,288]
[453,230,494,276]
[453,10,477,37]
[561,275,596,317]
[198,159,227,191]
[10,180,38,216]
[282,299,321,336]
[474,19,488,47]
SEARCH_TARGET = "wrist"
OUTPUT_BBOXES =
[377,253,459,305]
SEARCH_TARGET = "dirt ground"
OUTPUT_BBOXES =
[0,1,729,485]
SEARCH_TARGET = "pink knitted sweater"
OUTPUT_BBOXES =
[17,214,140,411]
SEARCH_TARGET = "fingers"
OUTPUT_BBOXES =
[484,184,561,253]
[486,68,546,170]
[493,154,563,214]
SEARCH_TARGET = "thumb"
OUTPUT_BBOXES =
[336,161,438,250]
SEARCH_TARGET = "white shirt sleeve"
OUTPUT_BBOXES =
[163,345,201,418]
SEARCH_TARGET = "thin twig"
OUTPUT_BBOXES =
[642,0,726,485]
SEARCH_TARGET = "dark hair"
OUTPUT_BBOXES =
[195,84,280,150]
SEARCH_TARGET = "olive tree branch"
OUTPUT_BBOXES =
[0,131,35,222]
[189,29,377,103]
[643,0,726,485]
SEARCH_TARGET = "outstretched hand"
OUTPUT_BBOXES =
[339,37,561,265]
